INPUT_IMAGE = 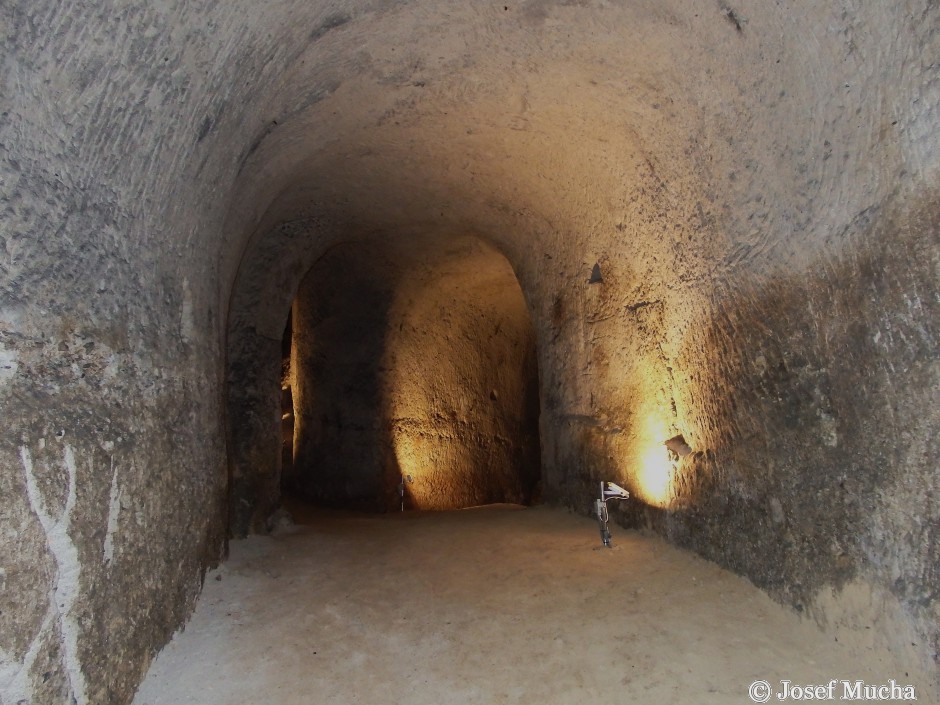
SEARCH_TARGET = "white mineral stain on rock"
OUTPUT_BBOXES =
[104,457,122,564]
[18,445,90,705]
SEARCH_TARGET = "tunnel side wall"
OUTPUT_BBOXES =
[223,218,339,535]
[539,192,939,688]
[0,2,340,702]
[664,194,940,668]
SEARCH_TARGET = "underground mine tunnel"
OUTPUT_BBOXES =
[1,1,938,704]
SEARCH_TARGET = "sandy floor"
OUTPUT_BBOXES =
[133,506,919,704]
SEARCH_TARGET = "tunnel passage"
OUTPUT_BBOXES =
[4,2,939,703]
[285,235,541,511]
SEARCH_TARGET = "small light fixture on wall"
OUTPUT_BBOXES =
[664,434,692,459]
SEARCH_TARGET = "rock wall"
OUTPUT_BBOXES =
[1,0,937,702]
[540,192,939,688]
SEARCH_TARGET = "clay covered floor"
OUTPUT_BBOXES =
[133,507,923,705]
[1,2,938,704]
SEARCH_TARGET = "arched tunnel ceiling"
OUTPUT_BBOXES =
[221,0,937,299]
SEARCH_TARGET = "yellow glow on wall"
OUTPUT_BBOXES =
[392,434,431,509]
[393,434,418,478]
[635,414,674,506]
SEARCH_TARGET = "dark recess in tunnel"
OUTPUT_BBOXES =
[281,236,542,512]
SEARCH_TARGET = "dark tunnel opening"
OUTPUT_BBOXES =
[280,235,542,512]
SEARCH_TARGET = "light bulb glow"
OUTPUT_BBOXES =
[635,415,674,506]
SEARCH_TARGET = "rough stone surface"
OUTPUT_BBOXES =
[1,1,938,703]
[290,236,540,511]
